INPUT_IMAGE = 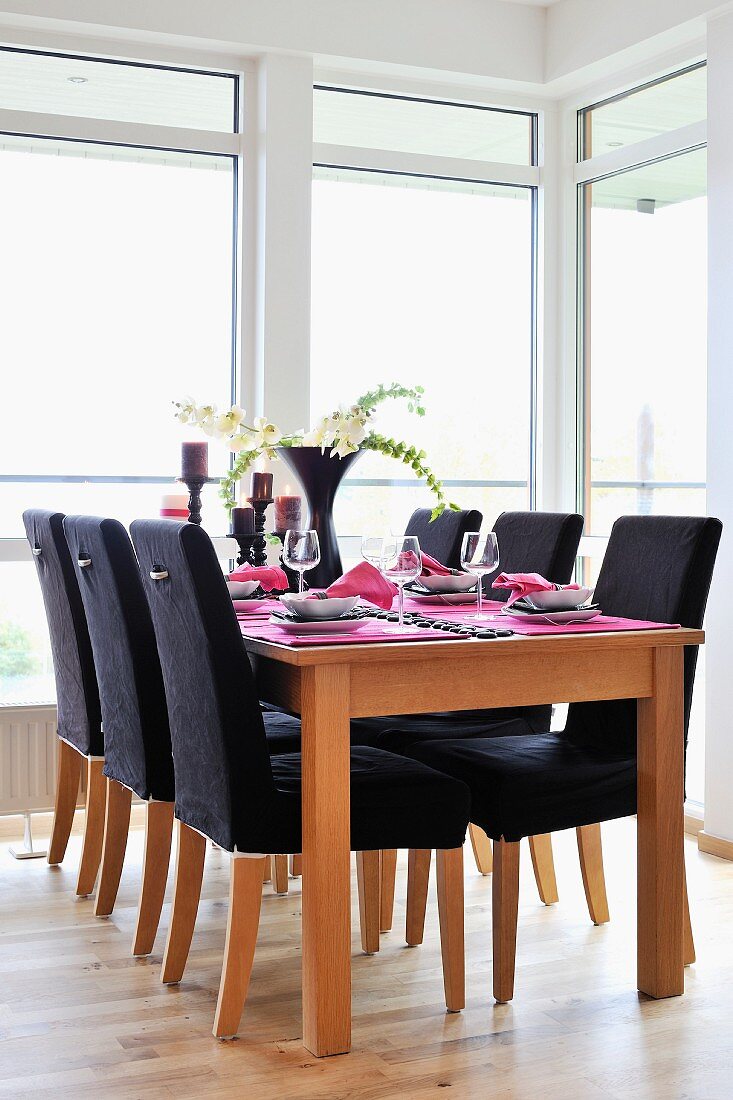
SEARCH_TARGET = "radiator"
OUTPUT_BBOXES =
[0,705,61,816]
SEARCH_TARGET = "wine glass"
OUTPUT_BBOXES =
[283,529,321,595]
[361,535,390,566]
[460,531,499,620]
[375,535,422,632]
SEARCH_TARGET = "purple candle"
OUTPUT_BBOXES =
[274,494,302,532]
[231,506,255,535]
[250,470,273,500]
[181,441,208,479]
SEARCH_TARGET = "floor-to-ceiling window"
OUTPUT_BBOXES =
[310,86,538,537]
[0,47,238,705]
[577,63,707,802]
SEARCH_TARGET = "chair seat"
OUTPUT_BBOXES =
[235,746,470,854]
[406,734,636,842]
[350,714,536,752]
[263,711,302,754]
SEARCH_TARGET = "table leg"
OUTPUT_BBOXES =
[300,664,351,1056]
[637,645,685,998]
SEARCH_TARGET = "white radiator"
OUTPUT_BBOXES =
[0,705,61,816]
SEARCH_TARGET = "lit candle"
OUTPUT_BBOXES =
[231,506,255,534]
[274,488,302,532]
[250,470,273,500]
[181,441,208,480]
[160,492,189,519]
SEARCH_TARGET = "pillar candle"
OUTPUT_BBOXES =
[181,441,208,479]
[250,471,273,499]
[160,492,189,519]
[231,506,255,534]
[274,495,302,532]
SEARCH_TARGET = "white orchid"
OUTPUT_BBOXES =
[213,405,245,439]
[228,432,256,452]
[251,416,282,449]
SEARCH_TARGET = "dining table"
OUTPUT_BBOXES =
[237,596,703,1058]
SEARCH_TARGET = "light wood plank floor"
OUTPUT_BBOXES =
[1,816,732,1099]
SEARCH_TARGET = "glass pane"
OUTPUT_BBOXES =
[314,86,534,166]
[311,168,533,536]
[0,135,235,537]
[0,47,237,131]
[580,148,707,538]
[0,562,55,705]
[579,64,706,160]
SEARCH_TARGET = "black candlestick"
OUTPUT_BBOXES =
[229,533,257,567]
[177,475,216,525]
[246,496,272,567]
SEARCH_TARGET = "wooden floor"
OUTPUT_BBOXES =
[1,816,732,1100]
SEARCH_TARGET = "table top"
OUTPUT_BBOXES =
[242,625,704,666]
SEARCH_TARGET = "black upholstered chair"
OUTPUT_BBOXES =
[354,509,583,896]
[62,515,177,942]
[399,515,722,1002]
[405,506,483,570]
[130,519,470,1038]
[23,509,105,896]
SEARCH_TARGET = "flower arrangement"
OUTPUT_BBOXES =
[175,382,459,519]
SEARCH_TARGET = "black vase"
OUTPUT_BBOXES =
[276,446,362,587]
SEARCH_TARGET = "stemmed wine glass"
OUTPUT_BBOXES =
[460,531,499,620]
[371,535,422,632]
[283,529,321,594]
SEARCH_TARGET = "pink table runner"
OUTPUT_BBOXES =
[236,599,679,648]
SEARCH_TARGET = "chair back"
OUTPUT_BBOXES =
[405,507,483,569]
[63,516,174,802]
[565,514,722,755]
[22,509,102,757]
[487,511,585,597]
[130,519,275,851]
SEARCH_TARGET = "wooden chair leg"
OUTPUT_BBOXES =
[684,867,695,966]
[469,823,493,875]
[161,821,206,985]
[272,854,289,895]
[94,779,132,917]
[379,849,398,932]
[493,839,520,1003]
[405,849,432,946]
[290,853,302,877]
[48,739,82,866]
[75,758,106,897]
[356,851,381,955]
[213,855,266,1039]
[436,847,465,1012]
[263,857,272,884]
[132,801,175,957]
[576,823,610,925]
[528,833,559,905]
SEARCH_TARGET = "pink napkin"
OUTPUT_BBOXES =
[493,572,582,608]
[325,561,397,610]
[420,553,453,577]
[228,563,289,592]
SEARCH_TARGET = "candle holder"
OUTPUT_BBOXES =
[176,475,217,526]
[229,533,257,567]
[246,496,273,567]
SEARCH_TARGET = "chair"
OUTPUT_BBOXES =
[354,509,584,900]
[62,515,177,941]
[23,509,105,895]
[399,515,721,1001]
[405,506,483,570]
[130,518,471,1038]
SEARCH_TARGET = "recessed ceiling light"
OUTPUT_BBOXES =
[607,140,623,147]
[67,76,88,85]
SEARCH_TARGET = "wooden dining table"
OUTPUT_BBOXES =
[244,623,703,1058]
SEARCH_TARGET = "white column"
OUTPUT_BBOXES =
[254,53,314,441]
[702,12,733,853]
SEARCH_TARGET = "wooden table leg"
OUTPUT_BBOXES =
[300,664,351,1057]
[637,645,685,999]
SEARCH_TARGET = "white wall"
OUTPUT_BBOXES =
[703,9,733,845]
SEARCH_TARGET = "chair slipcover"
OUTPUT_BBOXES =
[131,519,470,854]
[406,515,722,841]
[23,509,102,757]
[405,507,483,570]
[63,516,175,802]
